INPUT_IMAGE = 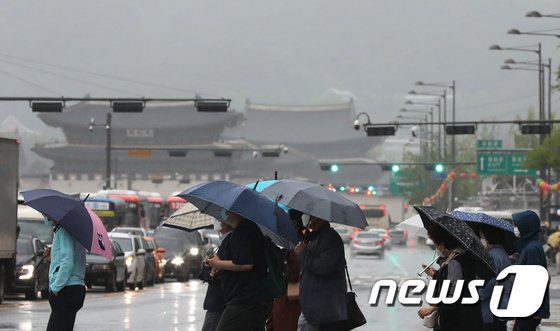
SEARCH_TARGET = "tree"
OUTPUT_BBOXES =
[526,130,560,173]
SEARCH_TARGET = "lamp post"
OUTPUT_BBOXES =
[405,99,442,159]
[526,11,560,19]
[89,113,112,189]
[401,107,434,156]
[408,90,448,159]
[414,81,456,209]
[397,114,428,161]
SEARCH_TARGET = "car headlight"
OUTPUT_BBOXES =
[126,256,134,267]
[18,264,34,280]
[161,258,168,266]
[171,257,184,265]
[92,264,111,271]
[189,247,199,256]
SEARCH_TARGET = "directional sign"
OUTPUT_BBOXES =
[477,139,502,149]
[477,152,536,176]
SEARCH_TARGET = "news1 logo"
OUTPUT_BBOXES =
[369,265,549,318]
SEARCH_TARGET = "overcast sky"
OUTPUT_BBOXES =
[0,0,558,134]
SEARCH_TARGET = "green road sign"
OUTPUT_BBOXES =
[477,139,502,149]
[477,153,536,176]
[389,171,415,195]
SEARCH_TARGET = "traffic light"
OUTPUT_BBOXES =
[434,163,444,173]
[330,164,340,173]
[391,164,400,173]
[320,163,340,172]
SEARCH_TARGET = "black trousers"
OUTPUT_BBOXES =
[482,320,507,331]
[513,318,541,331]
[216,302,272,331]
[47,285,86,331]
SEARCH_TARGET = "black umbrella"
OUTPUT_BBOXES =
[414,205,496,280]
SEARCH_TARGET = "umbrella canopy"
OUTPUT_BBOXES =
[21,189,112,260]
[414,206,496,280]
[260,180,368,229]
[450,211,514,233]
[177,181,299,247]
[397,214,428,238]
[162,202,215,232]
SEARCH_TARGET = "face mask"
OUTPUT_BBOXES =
[481,238,488,248]
[302,214,311,227]
[213,221,222,231]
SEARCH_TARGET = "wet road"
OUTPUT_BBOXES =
[1,242,559,330]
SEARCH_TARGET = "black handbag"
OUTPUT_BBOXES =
[345,265,367,330]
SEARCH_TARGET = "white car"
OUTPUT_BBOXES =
[368,228,392,250]
[108,233,146,290]
[111,227,148,237]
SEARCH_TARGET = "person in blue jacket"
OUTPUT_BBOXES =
[47,218,87,331]
[512,210,550,331]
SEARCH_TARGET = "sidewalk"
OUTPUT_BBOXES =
[541,265,560,329]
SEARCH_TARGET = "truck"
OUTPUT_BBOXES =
[0,137,19,303]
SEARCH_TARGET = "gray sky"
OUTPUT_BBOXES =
[0,0,558,134]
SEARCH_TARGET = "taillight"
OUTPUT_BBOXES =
[403,230,407,239]
[377,241,383,246]
[354,240,360,244]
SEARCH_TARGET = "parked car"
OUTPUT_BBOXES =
[389,228,408,246]
[85,240,127,292]
[139,236,156,286]
[108,233,146,290]
[368,228,392,249]
[17,205,54,245]
[154,227,204,282]
[333,226,352,244]
[111,227,148,237]
[10,235,50,299]
[350,232,385,259]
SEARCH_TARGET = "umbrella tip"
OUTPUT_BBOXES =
[252,181,260,191]
[82,194,90,204]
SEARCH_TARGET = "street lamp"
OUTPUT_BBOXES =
[401,107,434,155]
[89,114,112,189]
[508,28,560,39]
[405,99,442,159]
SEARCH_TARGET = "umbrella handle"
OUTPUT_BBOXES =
[417,253,441,277]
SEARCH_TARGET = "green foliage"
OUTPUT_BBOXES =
[526,130,560,172]
[513,107,539,149]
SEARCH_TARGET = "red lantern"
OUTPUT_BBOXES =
[470,172,477,180]
[460,172,467,179]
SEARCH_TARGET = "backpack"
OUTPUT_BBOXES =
[261,236,288,298]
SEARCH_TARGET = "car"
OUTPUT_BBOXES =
[17,205,54,245]
[108,233,147,290]
[140,236,157,286]
[10,235,50,299]
[389,228,408,246]
[350,232,385,259]
[333,226,352,244]
[85,239,127,292]
[154,227,204,282]
[368,228,392,249]
[111,227,148,237]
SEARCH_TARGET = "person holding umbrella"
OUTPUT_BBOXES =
[511,210,550,331]
[205,210,272,331]
[21,189,112,331]
[415,206,493,331]
[46,216,87,331]
[294,214,347,331]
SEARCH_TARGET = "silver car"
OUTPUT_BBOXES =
[350,232,385,258]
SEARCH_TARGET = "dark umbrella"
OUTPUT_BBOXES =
[178,180,299,247]
[414,205,496,280]
[21,189,112,260]
[450,210,517,255]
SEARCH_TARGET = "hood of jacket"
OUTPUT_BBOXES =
[512,210,540,251]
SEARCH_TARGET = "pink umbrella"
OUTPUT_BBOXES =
[86,207,112,261]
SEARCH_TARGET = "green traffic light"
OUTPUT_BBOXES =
[435,164,444,173]
[340,186,346,191]
[368,186,374,192]
[391,164,400,172]
[330,164,339,173]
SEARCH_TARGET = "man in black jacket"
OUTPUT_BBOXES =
[295,214,347,331]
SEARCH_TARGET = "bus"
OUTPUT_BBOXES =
[84,197,126,231]
[139,191,164,228]
[98,190,150,229]
[165,195,187,218]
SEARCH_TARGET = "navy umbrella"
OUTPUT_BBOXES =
[177,181,299,247]
[415,206,496,280]
[21,189,112,260]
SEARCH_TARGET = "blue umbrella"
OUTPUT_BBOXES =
[450,211,514,233]
[21,189,112,258]
[246,180,288,212]
[178,181,298,247]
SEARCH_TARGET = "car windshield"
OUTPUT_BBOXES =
[356,233,380,239]
[18,220,53,244]
[335,228,349,234]
[113,228,144,236]
[111,238,133,252]
[155,238,185,253]
[17,239,34,254]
